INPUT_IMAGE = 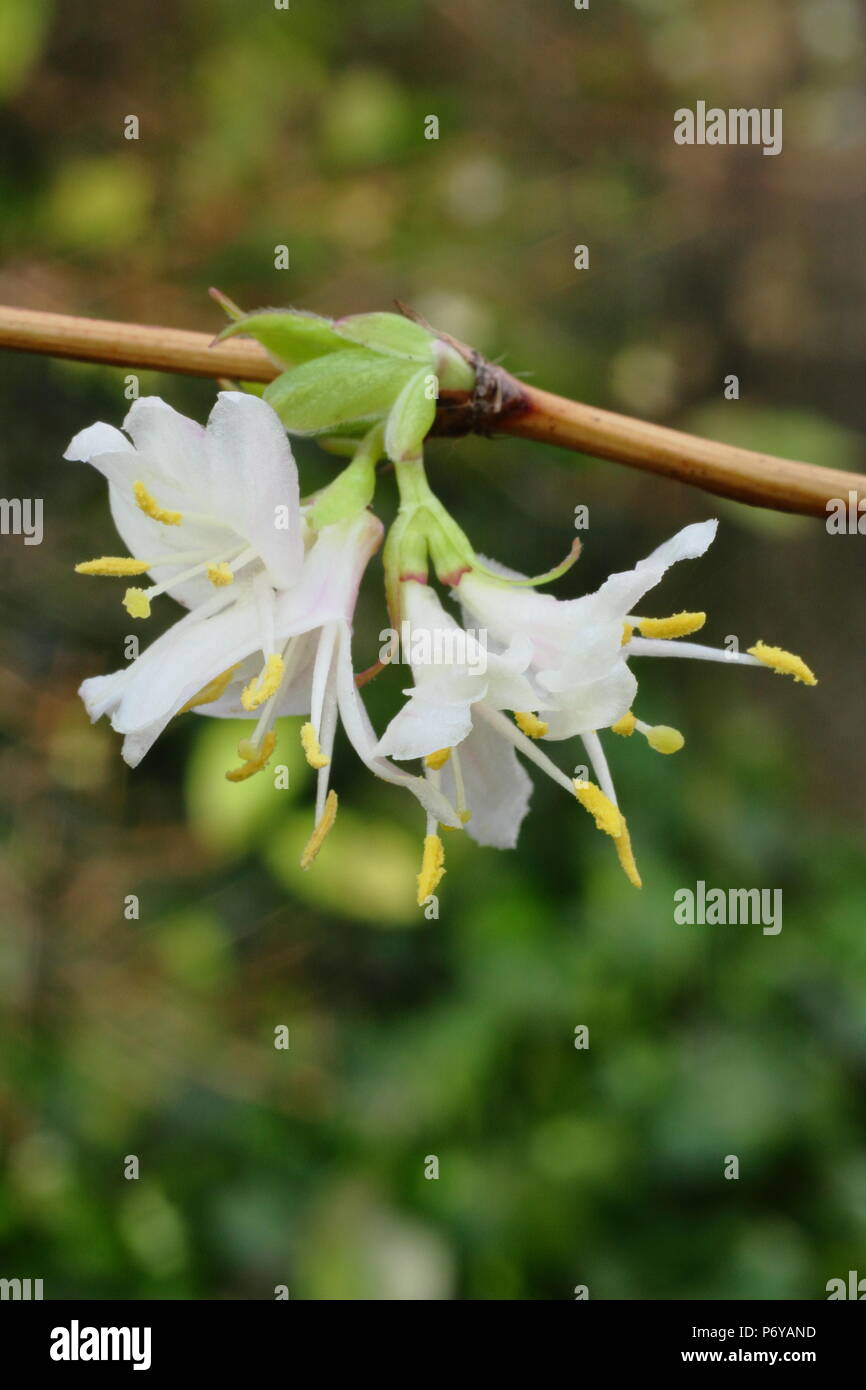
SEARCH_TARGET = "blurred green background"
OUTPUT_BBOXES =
[1,0,865,1300]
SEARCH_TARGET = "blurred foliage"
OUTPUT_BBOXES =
[0,0,865,1300]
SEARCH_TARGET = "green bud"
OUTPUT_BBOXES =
[264,350,417,434]
[218,309,351,367]
[390,458,476,587]
[333,311,436,361]
[384,367,439,462]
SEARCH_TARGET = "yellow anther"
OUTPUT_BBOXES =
[122,587,151,619]
[613,818,642,888]
[207,562,234,587]
[178,664,241,715]
[133,479,182,526]
[459,808,472,824]
[645,724,685,755]
[424,747,452,771]
[416,833,445,905]
[637,611,706,639]
[225,730,277,782]
[747,641,817,686]
[240,654,285,711]
[573,779,624,839]
[300,721,330,769]
[611,711,637,737]
[621,622,634,646]
[75,556,151,576]
[300,789,338,869]
[514,711,549,739]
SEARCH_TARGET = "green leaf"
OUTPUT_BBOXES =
[384,368,438,462]
[333,312,435,361]
[264,350,416,434]
[218,309,351,367]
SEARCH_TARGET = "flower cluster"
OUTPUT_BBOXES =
[68,312,816,906]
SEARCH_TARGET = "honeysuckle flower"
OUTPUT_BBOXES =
[68,395,459,866]
[373,579,548,901]
[451,518,817,887]
[182,517,463,861]
[67,392,304,623]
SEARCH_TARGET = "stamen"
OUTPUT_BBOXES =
[424,747,452,771]
[476,704,574,796]
[123,587,151,619]
[747,640,817,686]
[416,833,445,904]
[207,562,234,587]
[178,664,241,715]
[241,654,285,711]
[621,622,634,647]
[133,480,182,526]
[611,712,636,737]
[225,730,277,782]
[613,817,642,888]
[636,611,706,639]
[300,789,338,868]
[76,557,151,576]
[450,745,472,824]
[573,779,624,838]
[637,721,684,754]
[301,721,331,769]
[514,711,549,739]
[577,732,642,887]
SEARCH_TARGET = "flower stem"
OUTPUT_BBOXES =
[310,422,383,527]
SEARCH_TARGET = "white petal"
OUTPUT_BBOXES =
[68,400,237,608]
[122,397,207,490]
[458,573,574,670]
[202,392,303,589]
[541,663,637,740]
[587,518,719,622]
[637,518,718,572]
[333,626,462,828]
[107,591,262,736]
[482,636,542,711]
[291,511,383,619]
[376,688,474,761]
[79,668,131,723]
[440,717,532,849]
[402,579,462,631]
[64,422,133,462]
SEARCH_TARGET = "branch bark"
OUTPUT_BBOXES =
[0,303,862,519]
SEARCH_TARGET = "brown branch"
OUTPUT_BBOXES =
[496,383,862,518]
[0,304,275,381]
[0,303,862,519]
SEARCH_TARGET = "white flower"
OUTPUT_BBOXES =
[375,580,540,858]
[181,517,463,856]
[456,518,817,884]
[378,520,817,892]
[457,521,720,741]
[67,392,304,617]
[69,394,459,866]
